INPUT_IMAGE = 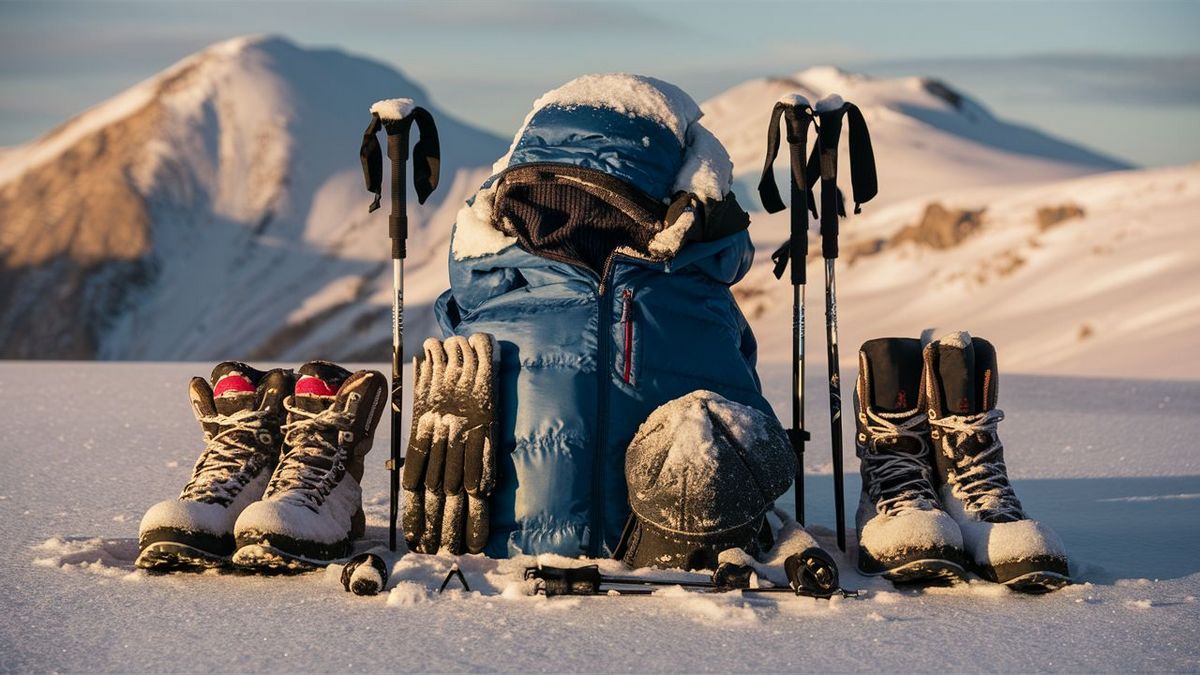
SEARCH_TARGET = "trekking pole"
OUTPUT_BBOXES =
[811,95,878,552]
[361,99,441,552]
[525,548,857,598]
[758,96,816,525]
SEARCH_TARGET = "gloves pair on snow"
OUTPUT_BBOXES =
[402,334,498,555]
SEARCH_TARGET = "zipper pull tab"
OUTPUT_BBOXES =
[620,289,633,322]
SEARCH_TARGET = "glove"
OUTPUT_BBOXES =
[402,334,498,554]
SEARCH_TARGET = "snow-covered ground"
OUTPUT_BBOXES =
[2,361,1197,672]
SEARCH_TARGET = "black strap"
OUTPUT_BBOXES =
[815,106,845,260]
[758,100,815,284]
[359,107,441,213]
[757,103,790,215]
[360,115,384,212]
[408,107,441,205]
[845,103,877,214]
[665,191,752,245]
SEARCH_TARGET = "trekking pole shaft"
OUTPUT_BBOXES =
[603,575,716,589]
[786,109,810,526]
[815,107,847,552]
[793,284,805,524]
[387,129,409,552]
[824,259,846,551]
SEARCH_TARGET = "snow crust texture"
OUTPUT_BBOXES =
[2,363,1200,672]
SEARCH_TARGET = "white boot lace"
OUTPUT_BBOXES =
[180,409,272,503]
[268,399,356,509]
[861,408,938,516]
[929,409,1024,521]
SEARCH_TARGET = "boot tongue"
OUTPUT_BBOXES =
[862,338,923,413]
[293,375,338,414]
[211,369,259,416]
[936,331,980,415]
[292,361,350,415]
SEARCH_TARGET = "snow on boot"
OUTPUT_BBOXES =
[923,332,1070,593]
[232,361,386,570]
[137,363,292,570]
[854,338,965,583]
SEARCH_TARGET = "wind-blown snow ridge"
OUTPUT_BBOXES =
[702,66,1132,209]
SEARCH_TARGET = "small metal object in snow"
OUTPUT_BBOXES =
[341,552,388,597]
[784,548,859,599]
[438,564,470,594]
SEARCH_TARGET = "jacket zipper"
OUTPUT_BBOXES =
[620,289,634,385]
[590,282,613,556]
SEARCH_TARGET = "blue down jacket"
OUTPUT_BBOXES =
[435,97,773,558]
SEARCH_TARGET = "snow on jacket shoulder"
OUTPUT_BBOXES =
[434,74,774,558]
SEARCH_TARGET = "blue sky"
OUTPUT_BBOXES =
[1,0,1198,166]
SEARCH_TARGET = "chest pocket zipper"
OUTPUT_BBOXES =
[620,289,635,385]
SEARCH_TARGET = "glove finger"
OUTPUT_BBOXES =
[425,337,447,405]
[401,411,435,491]
[401,486,425,551]
[443,336,467,396]
[468,333,497,402]
[441,492,466,556]
[413,354,432,411]
[457,334,479,397]
[420,487,444,554]
[465,492,490,555]
[424,415,449,491]
[443,417,466,496]
[462,424,486,495]
[419,339,439,393]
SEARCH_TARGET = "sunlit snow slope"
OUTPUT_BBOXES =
[0,35,505,360]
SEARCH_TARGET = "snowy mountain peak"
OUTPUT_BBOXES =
[0,36,505,360]
[702,67,1130,208]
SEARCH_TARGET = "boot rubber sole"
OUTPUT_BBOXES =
[230,543,332,572]
[135,541,230,571]
[869,558,967,584]
[1002,570,1071,594]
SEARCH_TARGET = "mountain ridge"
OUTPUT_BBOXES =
[2,38,1186,378]
[0,35,506,360]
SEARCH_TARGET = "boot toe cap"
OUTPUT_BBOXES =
[139,499,235,541]
[234,499,348,546]
[978,519,1068,568]
[859,509,964,569]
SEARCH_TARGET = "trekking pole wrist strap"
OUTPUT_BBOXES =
[359,107,442,213]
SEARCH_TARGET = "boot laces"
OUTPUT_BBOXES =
[268,399,356,510]
[180,409,272,503]
[929,409,1024,521]
[861,408,938,516]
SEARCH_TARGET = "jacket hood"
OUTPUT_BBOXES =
[451,73,738,262]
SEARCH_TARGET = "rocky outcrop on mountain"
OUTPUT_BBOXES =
[0,36,505,360]
[1036,202,1086,231]
[892,202,987,250]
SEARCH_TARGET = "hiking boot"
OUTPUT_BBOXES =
[232,361,387,570]
[854,338,965,583]
[923,331,1070,593]
[136,363,292,570]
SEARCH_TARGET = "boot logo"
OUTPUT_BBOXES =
[894,390,908,409]
[957,396,970,413]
